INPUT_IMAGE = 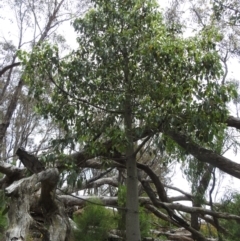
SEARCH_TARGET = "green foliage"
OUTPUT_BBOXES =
[117,185,126,236]
[218,193,240,241]
[73,195,151,241]
[117,185,126,207]
[200,223,217,239]
[73,199,117,241]
[139,207,151,238]
[0,191,8,238]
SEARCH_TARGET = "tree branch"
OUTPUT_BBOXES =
[226,115,240,130]
[167,130,240,179]
[0,62,20,77]
[16,147,45,174]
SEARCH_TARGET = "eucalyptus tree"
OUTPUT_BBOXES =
[20,0,238,240]
[0,0,91,158]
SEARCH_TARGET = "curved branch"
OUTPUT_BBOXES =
[165,184,193,200]
[57,114,240,178]
[0,161,24,176]
[163,202,240,222]
[167,130,240,179]
[0,62,20,77]
[226,116,240,130]
[141,179,208,241]
[81,176,118,189]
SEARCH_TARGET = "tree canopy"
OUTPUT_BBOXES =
[23,0,235,149]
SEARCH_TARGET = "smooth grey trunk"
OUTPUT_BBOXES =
[124,93,141,241]
[125,150,141,241]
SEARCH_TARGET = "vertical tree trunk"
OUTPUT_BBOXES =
[124,94,141,241]
[0,79,23,145]
[125,151,141,241]
[191,164,213,241]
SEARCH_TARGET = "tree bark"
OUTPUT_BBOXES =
[0,62,20,78]
[0,80,23,145]
[191,164,213,241]
[167,130,240,178]
[124,104,141,241]
[226,115,240,130]
[4,168,71,241]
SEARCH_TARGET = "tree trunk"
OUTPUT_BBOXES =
[124,94,141,241]
[125,152,141,241]
[191,164,213,241]
[0,79,23,145]
[4,168,71,241]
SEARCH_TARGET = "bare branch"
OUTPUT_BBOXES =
[0,62,20,77]
[16,147,45,174]
[226,115,240,130]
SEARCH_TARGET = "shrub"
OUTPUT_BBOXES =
[73,199,116,241]
[139,207,151,238]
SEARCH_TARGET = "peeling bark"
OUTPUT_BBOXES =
[4,168,71,241]
[16,148,45,174]
[0,161,26,188]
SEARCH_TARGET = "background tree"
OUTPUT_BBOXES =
[0,0,90,240]
[163,1,240,239]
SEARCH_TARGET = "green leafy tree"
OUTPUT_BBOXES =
[20,0,236,240]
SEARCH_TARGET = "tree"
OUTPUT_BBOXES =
[213,0,240,27]
[21,0,237,240]
[0,0,91,158]
[162,1,240,239]
[2,0,240,241]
